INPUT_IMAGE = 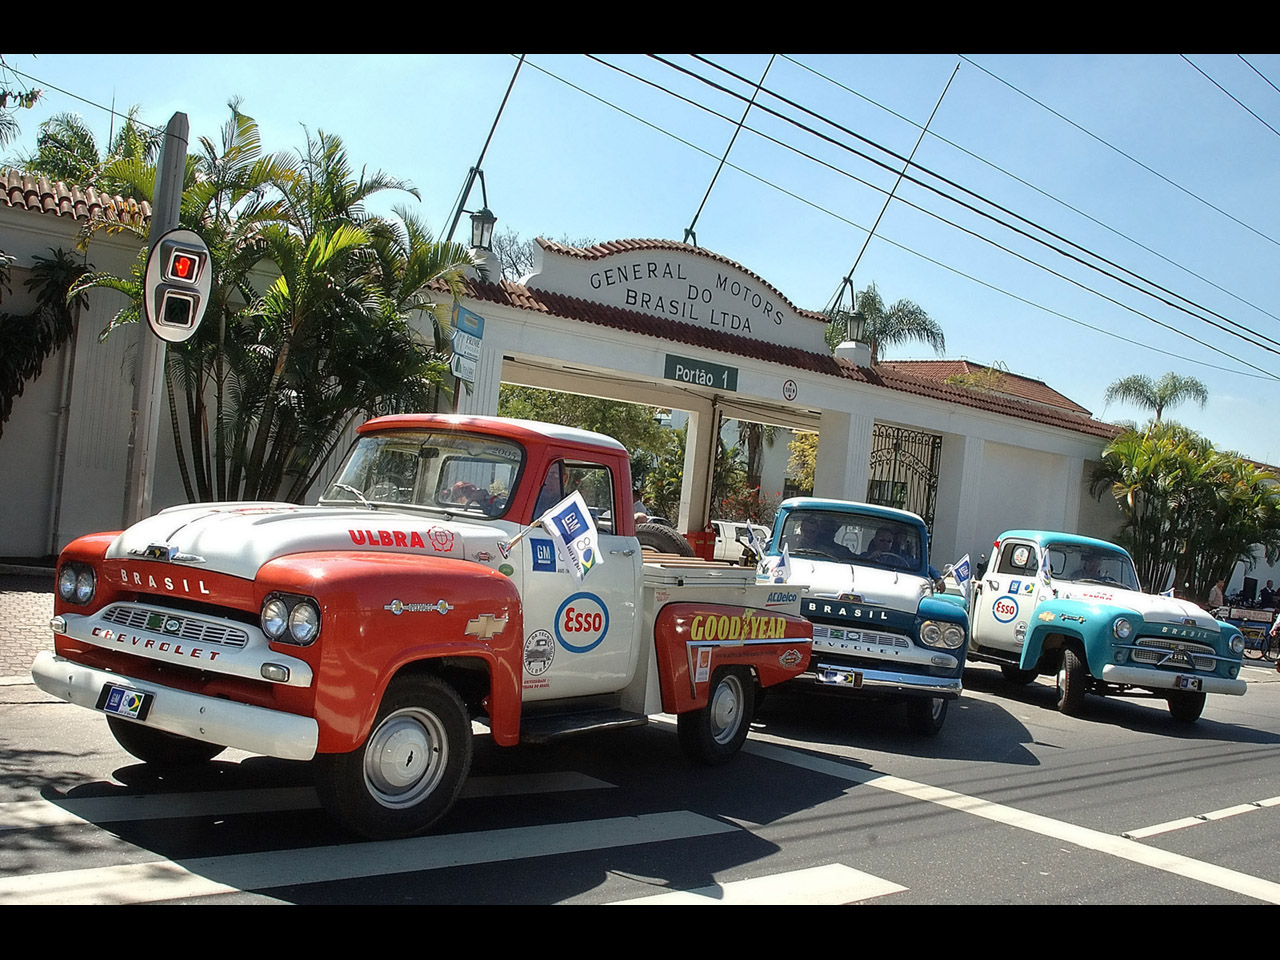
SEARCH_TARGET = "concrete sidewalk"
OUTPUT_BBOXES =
[0,569,54,683]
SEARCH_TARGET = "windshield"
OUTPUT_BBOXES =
[778,510,924,573]
[321,430,524,519]
[1046,542,1140,591]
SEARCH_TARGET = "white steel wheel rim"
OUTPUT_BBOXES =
[1057,660,1067,694]
[710,674,745,745]
[364,707,449,809]
[929,698,944,720]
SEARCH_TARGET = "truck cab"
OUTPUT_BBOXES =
[968,530,1247,721]
[756,498,969,734]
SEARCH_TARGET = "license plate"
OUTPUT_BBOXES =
[96,684,154,721]
[819,668,863,688]
[1174,676,1203,691]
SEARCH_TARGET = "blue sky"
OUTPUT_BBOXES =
[4,53,1279,461]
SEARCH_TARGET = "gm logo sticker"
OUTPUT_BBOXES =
[530,537,556,573]
[992,595,1019,623]
[556,592,610,653]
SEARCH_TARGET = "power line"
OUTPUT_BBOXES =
[1239,55,1280,97]
[650,54,1280,365]
[1181,54,1280,140]
[2,64,165,134]
[783,53,1280,332]
[958,54,1280,251]
[526,56,1276,381]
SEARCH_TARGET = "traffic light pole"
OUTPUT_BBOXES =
[122,112,188,528]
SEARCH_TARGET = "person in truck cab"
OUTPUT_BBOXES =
[1067,553,1104,581]
[786,514,856,561]
[860,527,897,561]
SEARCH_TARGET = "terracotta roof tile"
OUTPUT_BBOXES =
[452,276,1121,442]
[0,169,150,228]
[878,359,1092,415]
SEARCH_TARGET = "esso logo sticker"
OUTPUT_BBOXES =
[992,596,1019,623]
[556,592,610,653]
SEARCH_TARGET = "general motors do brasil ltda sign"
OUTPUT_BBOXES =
[523,242,829,354]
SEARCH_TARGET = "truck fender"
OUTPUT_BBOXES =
[651,602,811,715]
[259,553,524,753]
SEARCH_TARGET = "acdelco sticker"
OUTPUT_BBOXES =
[690,610,788,642]
[765,591,798,606]
[556,593,610,653]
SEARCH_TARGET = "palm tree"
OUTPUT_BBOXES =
[1102,372,1208,423]
[825,282,944,363]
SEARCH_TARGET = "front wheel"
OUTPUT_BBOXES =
[107,715,225,767]
[905,696,948,735]
[1167,690,1206,723]
[314,674,472,840]
[1055,647,1087,715]
[678,667,755,765]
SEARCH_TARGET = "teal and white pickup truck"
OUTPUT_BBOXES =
[967,530,1246,721]
[755,498,969,734]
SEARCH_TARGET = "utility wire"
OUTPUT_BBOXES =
[1181,54,1280,140]
[1239,55,1280,97]
[784,53,1280,331]
[527,55,1276,381]
[959,53,1280,250]
[663,54,1280,358]
[684,54,775,246]
[2,64,164,134]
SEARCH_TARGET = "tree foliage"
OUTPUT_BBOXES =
[1102,372,1208,423]
[1089,421,1280,603]
[824,282,944,363]
[64,104,474,503]
[788,431,818,493]
[0,249,89,437]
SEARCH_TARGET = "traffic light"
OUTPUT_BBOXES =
[143,229,211,343]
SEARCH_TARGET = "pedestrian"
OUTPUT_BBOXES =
[1208,579,1226,608]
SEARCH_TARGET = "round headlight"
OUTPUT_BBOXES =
[261,598,289,639]
[74,569,95,604]
[58,566,78,601]
[1113,618,1133,640]
[288,601,320,645]
[942,624,966,649]
[920,621,942,646]
[1231,635,1245,655]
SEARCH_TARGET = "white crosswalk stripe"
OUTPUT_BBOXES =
[609,864,906,905]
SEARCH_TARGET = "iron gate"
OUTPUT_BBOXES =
[865,424,942,533]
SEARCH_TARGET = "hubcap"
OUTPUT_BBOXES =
[364,707,449,809]
[710,674,745,745]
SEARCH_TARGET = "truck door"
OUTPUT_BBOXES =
[519,458,641,701]
[971,538,1042,655]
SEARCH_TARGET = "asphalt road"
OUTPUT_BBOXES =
[2,639,1278,905]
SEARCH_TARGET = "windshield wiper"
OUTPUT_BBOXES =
[329,483,376,510]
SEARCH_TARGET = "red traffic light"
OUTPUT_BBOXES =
[164,247,202,284]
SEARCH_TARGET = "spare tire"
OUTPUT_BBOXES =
[636,522,695,556]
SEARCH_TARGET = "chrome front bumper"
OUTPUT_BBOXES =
[1100,663,1247,696]
[31,650,319,761]
[795,661,963,699]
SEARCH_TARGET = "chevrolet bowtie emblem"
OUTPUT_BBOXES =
[465,613,509,640]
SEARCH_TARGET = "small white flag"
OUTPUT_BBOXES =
[771,543,792,583]
[952,554,972,600]
[1161,586,1176,597]
[538,490,602,582]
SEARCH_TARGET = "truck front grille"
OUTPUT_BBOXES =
[1131,637,1216,672]
[812,623,909,649]
[101,604,249,648]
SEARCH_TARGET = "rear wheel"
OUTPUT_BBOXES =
[678,667,754,765]
[106,716,225,767]
[636,521,695,557]
[1000,664,1039,686]
[1055,647,1087,715]
[905,696,948,735]
[1167,690,1206,723]
[314,674,472,839]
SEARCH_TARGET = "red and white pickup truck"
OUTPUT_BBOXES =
[32,415,811,838]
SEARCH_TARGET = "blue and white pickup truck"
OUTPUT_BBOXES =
[755,498,969,734]
[967,530,1246,721]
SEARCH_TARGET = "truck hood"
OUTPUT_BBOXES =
[1055,583,1218,627]
[763,557,929,614]
[105,501,512,580]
